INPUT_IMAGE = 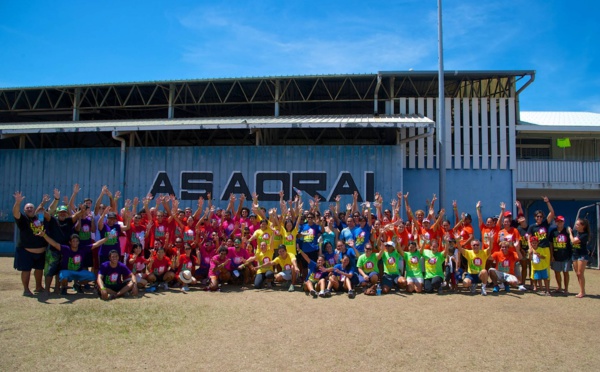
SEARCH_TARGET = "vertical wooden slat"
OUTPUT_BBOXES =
[490,98,498,169]
[508,98,516,170]
[426,97,434,169]
[417,98,425,168]
[499,98,507,169]
[462,99,470,169]
[453,98,461,169]
[408,127,416,168]
[399,98,406,115]
[480,98,489,169]
[445,98,452,169]
[471,98,480,169]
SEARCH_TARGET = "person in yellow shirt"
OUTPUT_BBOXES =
[456,239,492,296]
[255,245,299,292]
[528,235,551,295]
[242,241,274,289]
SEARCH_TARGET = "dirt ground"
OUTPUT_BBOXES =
[1,257,600,372]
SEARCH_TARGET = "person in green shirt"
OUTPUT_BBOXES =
[356,243,379,288]
[398,241,423,293]
[376,239,402,294]
[420,239,448,294]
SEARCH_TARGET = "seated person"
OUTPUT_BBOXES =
[97,249,138,300]
[147,247,176,290]
[327,255,358,298]
[255,245,299,292]
[297,248,332,298]
[490,241,525,292]
[207,245,231,292]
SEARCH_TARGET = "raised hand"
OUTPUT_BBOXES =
[13,191,25,203]
[53,188,60,200]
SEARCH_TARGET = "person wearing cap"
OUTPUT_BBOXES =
[42,191,87,295]
[12,191,50,296]
[175,243,199,292]
[376,239,402,294]
[457,239,492,296]
[38,232,108,295]
[147,246,176,290]
[489,240,526,292]
[528,235,551,295]
[397,240,423,293]
[568,218,591,298]
[97,206,131,264]
[420,238,448,294]
[356,242,380,290]
[549,215,572,294]
[417,208,446,252]
[97,249,138,300]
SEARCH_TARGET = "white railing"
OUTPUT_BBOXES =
[517,160,600,185]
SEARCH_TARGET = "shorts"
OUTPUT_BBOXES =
[533,269,549,280]
[14,248,45,271]
[44,249,62,277]
[59,270,96,282]
[382,273,400,288]
[98,280,130,295]
[195,267,209,278]
[551,260,573,272]
[406,276,424,285]
[465,273,482,284]
[276,270,292,281]
[572,252,590,262]
[490,269,518,284]
[358,271,379,284]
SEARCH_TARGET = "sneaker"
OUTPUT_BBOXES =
[84,284,92,291]
[288,283,295,292]
[481,287,487,296]
[324,289,332,298]
[310,289,318,298]
[437,286,443,295]
[60,287,68,296]
[518,285,527,291]
[318,290,326,298]
[182,285,189,292]
[348,289,356,299]
[493,286,500,293]
[470,284,476,294]
[74,283,84,294]
[504,284,511,292]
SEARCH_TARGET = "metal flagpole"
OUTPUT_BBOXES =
[437,0,446,209]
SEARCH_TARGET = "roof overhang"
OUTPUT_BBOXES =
[0,115,434,138]
[517,124,600,134]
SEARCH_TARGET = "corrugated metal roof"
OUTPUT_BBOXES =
[520,111,600,127]
[518,111,600,133]
[0,115,434,136]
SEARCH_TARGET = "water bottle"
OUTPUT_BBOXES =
[376,283,382,296]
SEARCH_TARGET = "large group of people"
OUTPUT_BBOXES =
[12,184,593,300]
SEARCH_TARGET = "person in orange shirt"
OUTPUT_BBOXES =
[489,241,526,292]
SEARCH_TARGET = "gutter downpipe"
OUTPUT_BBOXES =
[112,131,127,201]
[399,126,435,144]
[374,74,382,115]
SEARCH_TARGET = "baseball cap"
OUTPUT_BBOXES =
[107,212,117,218]
[57,205,68,213]
[384,241,395,248]
[555,215,565,222]
[503,211,513,217]
[529,236,539,242]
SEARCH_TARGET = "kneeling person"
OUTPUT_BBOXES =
[490,241,525,292]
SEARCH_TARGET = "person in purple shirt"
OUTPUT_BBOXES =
[38,232,107,295]
[97,250,138,300]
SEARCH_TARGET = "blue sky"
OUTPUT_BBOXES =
[1,0,599,112]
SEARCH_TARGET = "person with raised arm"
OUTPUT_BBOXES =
[549,215,572,294]
[489,240,526,292]
[296,247,332,298]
